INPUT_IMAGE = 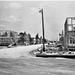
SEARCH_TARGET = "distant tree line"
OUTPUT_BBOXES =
[0,30,47,46]
[18,32,47,45]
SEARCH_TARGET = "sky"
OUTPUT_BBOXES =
[0,1,75,40]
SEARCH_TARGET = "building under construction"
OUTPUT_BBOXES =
[64,17,75,51]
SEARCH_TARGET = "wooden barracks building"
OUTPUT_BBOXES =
[0,30,18,46]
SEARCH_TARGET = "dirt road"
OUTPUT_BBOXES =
[0,44,41,58]
[0,45,75,75]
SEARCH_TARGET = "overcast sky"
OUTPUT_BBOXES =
[0,1,75,40]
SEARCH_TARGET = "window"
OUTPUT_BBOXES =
[67,18,71,24]
[73,39,75,44]
[72,20,75,24]
[73,25,75,30]
[70,38,73,44]
[68,26,72,31]
[70,37,75,44]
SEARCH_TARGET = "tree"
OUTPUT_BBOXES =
[10,31,14,37]
[24,31,27,36]
[35,33,39,39]
[44,38,47,43]
[27,33,31,44]
[28,33,31,39]
[35,34,39,44]
[18,32,24,45]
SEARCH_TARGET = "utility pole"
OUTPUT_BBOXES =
[39,9,45,52]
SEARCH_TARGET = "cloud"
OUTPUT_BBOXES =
[38,2,49,8]
[8,15,20,22]
[0,24,5,28]
[30,7,39,14]
[8,2,22,9]
[0,15,20,22]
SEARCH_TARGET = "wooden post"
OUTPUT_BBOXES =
[39,9,45,52]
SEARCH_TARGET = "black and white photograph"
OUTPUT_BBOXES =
[0,0,75,75]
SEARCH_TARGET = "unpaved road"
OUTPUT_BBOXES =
[0,44,41,58]
[0,45,75,75]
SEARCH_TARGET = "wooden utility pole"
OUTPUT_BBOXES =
[39,9,45,52]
